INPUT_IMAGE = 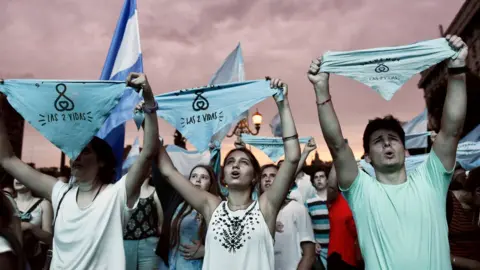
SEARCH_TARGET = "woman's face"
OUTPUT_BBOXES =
[189,167,212,191]
[13,179,28,193]
[69,143,100,181]
[260,166,278,193]
[223,151,256,190]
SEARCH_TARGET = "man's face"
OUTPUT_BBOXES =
[366,129,405,173]
[312,171,327,191]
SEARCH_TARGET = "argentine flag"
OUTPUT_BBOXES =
[96,0,143,180]
[122,137,140,176]
[402,109,429,149]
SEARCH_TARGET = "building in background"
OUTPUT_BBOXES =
[419,0,480,136]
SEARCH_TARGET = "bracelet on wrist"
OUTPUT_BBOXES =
[448,66,468,75]
[282,134,298,142]
[142,101,158,114]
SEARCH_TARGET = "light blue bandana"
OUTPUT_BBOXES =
[0,80,127,160]
[241,134,312,162]
[320,38,458,100]
[155,80,283,152]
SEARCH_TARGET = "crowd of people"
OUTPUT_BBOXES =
[0,35,479,270]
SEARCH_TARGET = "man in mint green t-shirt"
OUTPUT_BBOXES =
[307,35,468,270]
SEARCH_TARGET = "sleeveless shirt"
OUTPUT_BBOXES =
[202,200,274,270]
[124,192,159,240]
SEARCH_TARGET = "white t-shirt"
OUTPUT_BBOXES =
[50,175,137,270]
[274,200,315,270]
[289,173,317,204]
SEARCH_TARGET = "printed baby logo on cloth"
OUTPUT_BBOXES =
[155,80,283,152]
[320,38,458,100]
[241,134,312,162]
[0,80,127,160]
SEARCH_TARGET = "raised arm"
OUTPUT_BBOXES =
[432,35,468,170]
[260,78,301,216]
[327,165,339,203]
[307,60,358,189]
[156,144,221,222]
[124,73,160,208]
[0,91,57,201]
[295,138,316,176]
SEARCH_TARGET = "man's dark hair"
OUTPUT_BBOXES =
[362,115,405,154]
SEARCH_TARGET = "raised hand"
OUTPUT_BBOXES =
[304,138,317,153]
[267,77,288,99]
[127,72,155,107]
[307,58,329,92]
[446,35,468,68]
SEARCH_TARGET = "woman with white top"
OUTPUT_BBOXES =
[156,78,300,270]
[0,73,159,270]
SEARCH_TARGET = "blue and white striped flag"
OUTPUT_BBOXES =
[96,0,143,180]
[209,43,246,144]
[403,109,429,149]
[122,137,140,176]
[458,124,480,170]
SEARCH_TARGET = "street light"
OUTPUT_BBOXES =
[227,108,263,137]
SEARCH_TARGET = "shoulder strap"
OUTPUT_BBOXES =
[24,198,44,215]
[53,187,73,229]
[446,191,454,225]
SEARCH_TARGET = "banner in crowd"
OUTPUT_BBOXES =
[320,38,458,100]
[155,80,284,152]
[0,80,127,160]
[241,134,312,162]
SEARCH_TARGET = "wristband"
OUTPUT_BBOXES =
[448,66,468,75]
[142,101,158,114]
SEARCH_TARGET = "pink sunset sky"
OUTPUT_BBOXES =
[0,0,464,167]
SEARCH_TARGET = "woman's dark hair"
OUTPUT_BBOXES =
[362,115,405,154]
[90,136,117,184]
[0,192,27,270]
[222,148,261,189]
[0,192,13,229]
[170,165,219,248]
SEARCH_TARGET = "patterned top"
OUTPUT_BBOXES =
[202,201,274,270]
[124,192,158,240]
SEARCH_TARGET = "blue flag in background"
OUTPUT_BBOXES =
[122,136,140,176]
[207,44,245,196]
[403,109,429,149]
[96,0,143,180]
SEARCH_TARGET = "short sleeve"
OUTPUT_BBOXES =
[51,180,69,213]
[421,150,454,194]
[339,169,374,207]
[294,202,316,244]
